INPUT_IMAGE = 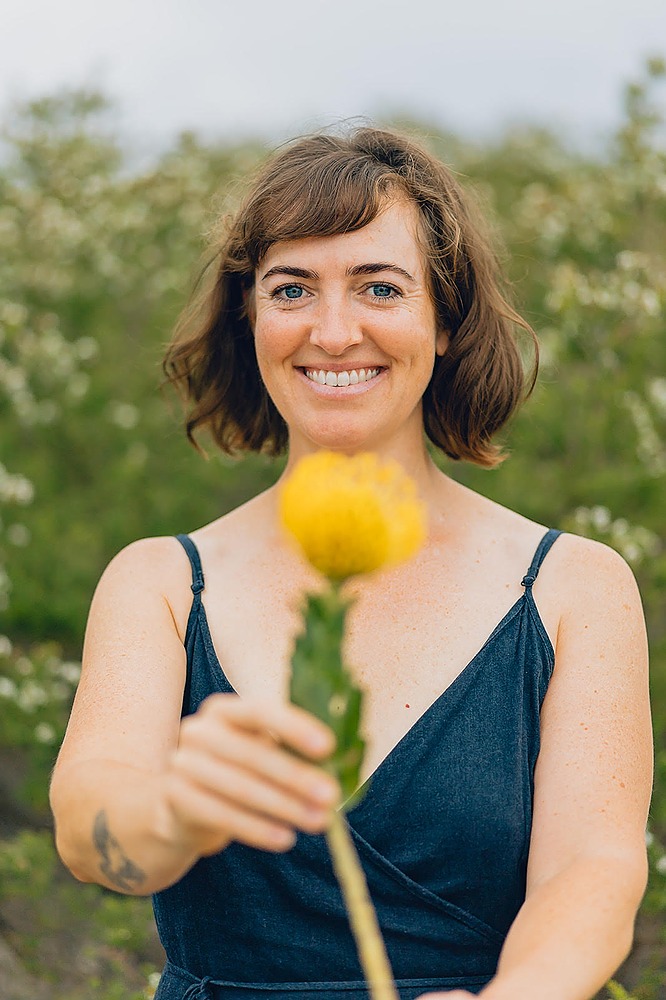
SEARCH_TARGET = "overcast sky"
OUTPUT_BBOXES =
[2,0,665,154]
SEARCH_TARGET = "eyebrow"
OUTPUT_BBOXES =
[260,262,416,283]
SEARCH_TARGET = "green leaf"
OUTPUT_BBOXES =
[289,586,366,806]
[605,980,633,1000]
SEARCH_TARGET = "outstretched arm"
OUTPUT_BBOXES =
[50,537,339,895]
[420,536,653,1000]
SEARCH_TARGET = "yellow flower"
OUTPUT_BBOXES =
[279,451,427,581]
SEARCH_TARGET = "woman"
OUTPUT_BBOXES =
[50,128,653,1000]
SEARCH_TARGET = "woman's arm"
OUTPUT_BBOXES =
[421,535,653,1000]
[50,537,339,895]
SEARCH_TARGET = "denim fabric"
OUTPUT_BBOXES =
[152,530,562,1000]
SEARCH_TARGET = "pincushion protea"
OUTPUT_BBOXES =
[279,450,426,581]
[279,451,427,1000]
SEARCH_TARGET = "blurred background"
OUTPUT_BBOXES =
[0,2,665,997]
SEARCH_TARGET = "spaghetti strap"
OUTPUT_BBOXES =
[521,528,562,589]
[175,533,205,596]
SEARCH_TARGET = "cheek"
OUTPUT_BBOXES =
[254,314,300,359]
[403,325,438,367]
[253,317,304,397]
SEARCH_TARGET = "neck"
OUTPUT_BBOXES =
[279,431,446,510]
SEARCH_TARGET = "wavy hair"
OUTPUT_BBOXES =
[163,127,537,466]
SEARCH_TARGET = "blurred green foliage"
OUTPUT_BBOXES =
[0,828,160,997]
[0,60,664,997]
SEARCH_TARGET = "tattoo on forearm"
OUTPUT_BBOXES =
[93,810,146,891]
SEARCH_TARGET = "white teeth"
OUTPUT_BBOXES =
[304,367,382,386]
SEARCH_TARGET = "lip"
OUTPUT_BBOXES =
[296,365,387,397]
[297,364,387,373]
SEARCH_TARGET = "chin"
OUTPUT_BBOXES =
[299,420,382,455]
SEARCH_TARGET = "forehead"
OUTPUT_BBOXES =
[259,197,426,275]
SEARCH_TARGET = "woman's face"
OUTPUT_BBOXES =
[251,196,447,460]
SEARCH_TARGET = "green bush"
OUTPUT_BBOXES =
[0,829,159,996]
[0,60,664,995]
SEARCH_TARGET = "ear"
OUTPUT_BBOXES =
[435,328,449,357]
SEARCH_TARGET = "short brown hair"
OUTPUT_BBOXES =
[163,127,537,467]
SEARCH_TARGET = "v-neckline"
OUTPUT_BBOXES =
[344,592,537,812]
[193,585,552,810]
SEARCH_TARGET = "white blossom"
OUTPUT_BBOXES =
[0,676,18,698]
[16,680,48,712]
[109,401,140,430]
[34,722,56,744]
[7,523,31,547]
[54,661,81,685]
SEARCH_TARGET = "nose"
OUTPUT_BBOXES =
[308,295,363,356]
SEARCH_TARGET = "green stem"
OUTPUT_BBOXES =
[326,810,399,1000]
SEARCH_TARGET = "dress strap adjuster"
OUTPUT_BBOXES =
[521,528,563,590]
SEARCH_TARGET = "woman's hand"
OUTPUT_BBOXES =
[159,693,341,857]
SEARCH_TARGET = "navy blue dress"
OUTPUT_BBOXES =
[153,529,562,1000]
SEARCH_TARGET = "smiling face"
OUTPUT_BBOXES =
[251,196,447,463]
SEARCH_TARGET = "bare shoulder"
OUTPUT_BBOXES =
[540,531,644,622]
[94,534,196,642]
[444,482,645,650]
[51,535,201,774]
[547,529,639,578]
[101,534,190,582]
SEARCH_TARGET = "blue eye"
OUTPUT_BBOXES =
[370,284,395,298]
[270,283,307,303]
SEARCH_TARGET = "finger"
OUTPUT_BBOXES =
[167,773,297,853]
[182,721,339,807]
[201,694,336,759]
[173,748,333,834]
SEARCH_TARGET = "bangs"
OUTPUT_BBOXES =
[241,150,405,266]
